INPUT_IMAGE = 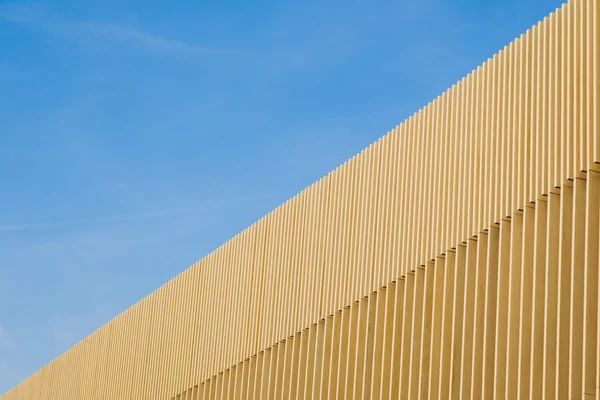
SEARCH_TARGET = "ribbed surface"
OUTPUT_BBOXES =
[2,0,599,399]
[170,172,598,399]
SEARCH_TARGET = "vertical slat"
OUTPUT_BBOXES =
[542,191,561,398]
[223,369,231,400]
[417,261,435,398]
[481,225,499,398]
[556,182,574,399]
[288,333,301,400]
[470,233,488,398]
[278,340,291,400]
[388,278,405,399]
[361,294,377,399]
[428,257,446,397]
[529,198,548,398]
[379,282,396,400]
[438,250,456,397]
[214,372,222,400]
[506,211,524,398]
[584,170,600,396]
[319,317,333,399]
[303,326,316,399]
[336,306,351,398]
[493,217,511,399]
[344,302,359,399]
[352,298,368,399]
[273,346,283,400]
[459,238,478,399]
[310,320,325,400]
[241,359,251,400]
[295,330,308,400]
[450,244,467,398]
[569,177,586,397]
[327,312,342,399]
[369,287,387,399]
[517,205,535,398]
[234,362,244,400]
[398,272,415,400]
[408,267,425,399]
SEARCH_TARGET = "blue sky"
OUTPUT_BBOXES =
[0,0,562,394]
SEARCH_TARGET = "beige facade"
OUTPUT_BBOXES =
[3,0,600,398]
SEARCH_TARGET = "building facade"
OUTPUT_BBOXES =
[3,0,600,398]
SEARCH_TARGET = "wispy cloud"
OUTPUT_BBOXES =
[49,306,111,347]
[428,47,473,70]
[0,326,12,352]
[0,194,271,232]
[0,2,241,56]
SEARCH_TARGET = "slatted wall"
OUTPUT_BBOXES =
[2,0,599,398]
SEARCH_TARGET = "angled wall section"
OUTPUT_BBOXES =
[2,0,600,399]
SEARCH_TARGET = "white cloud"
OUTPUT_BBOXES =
[428,47,473,70]
[0,225,35,232]
[0,326,12,352]
[0,194,271,232]
[0,2,240,56]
